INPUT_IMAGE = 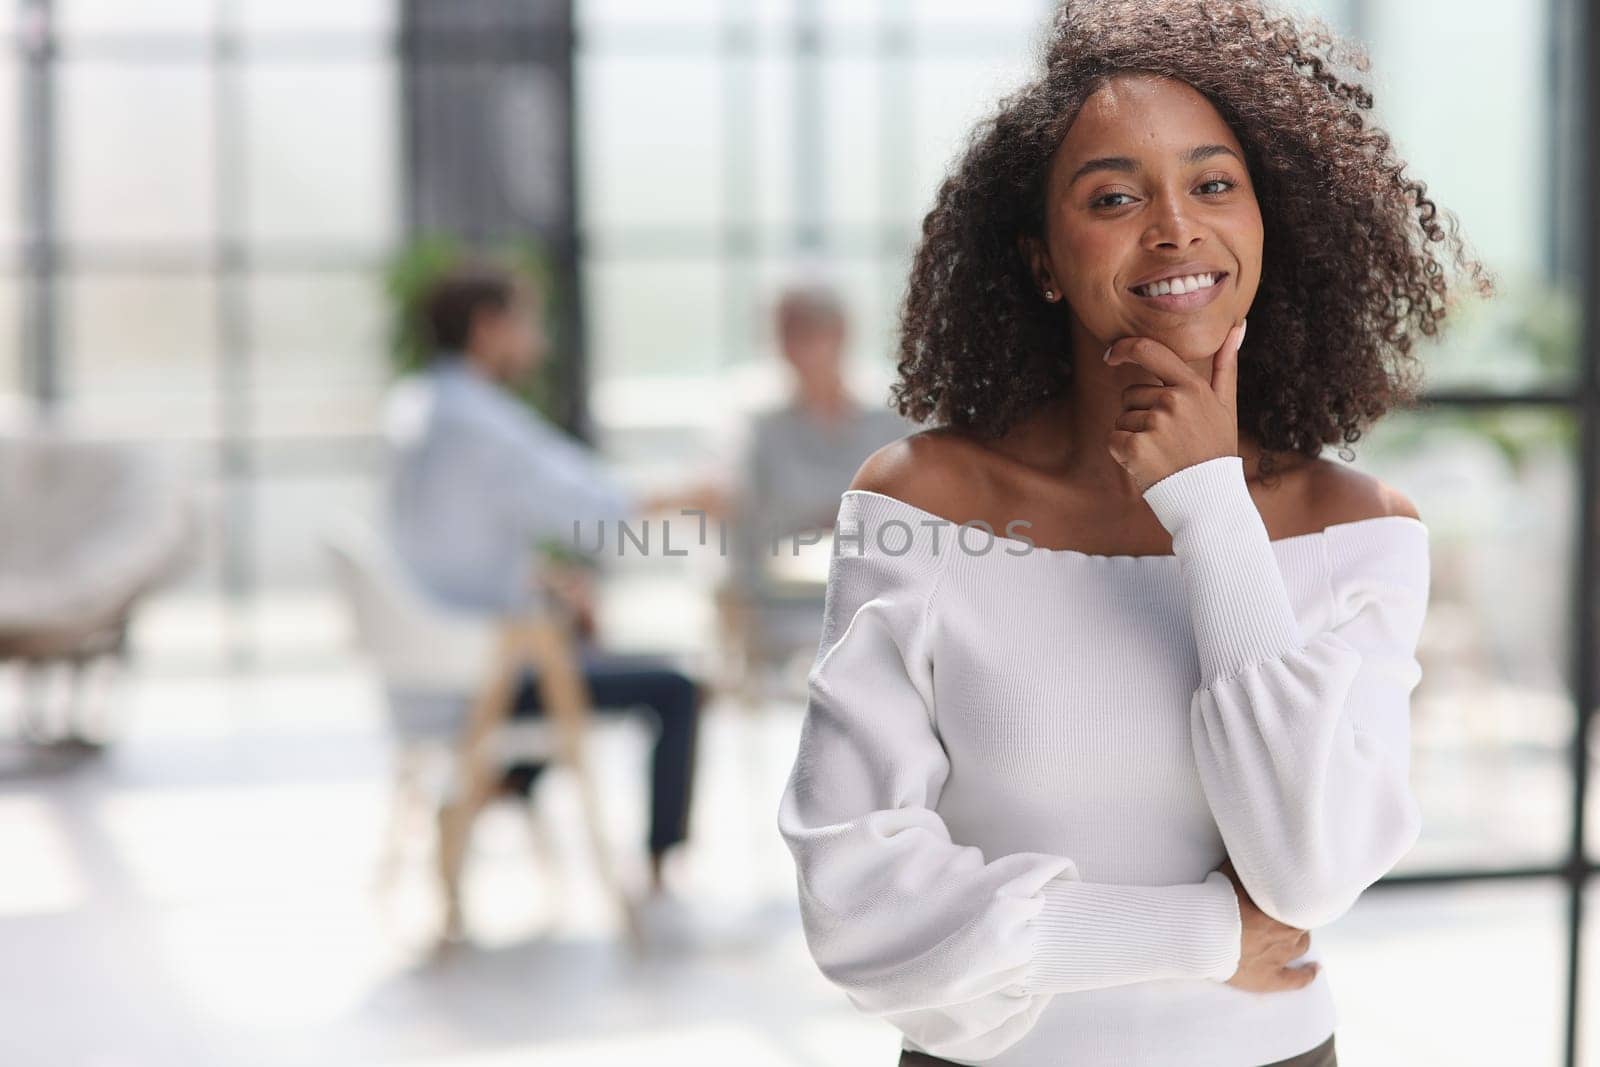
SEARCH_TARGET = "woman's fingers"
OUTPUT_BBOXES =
[1208,318,1246,409]
[1119,383,1167,409]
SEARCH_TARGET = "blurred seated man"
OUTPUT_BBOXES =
[384,260,713,901]
[715,281,915,679]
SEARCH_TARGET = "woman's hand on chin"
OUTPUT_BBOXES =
[1102,318,1247,494]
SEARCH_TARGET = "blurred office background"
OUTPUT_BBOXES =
[0,0,1598,1064]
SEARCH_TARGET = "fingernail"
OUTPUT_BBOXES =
[1238,319,1248,346]
[1102,346,1113,363]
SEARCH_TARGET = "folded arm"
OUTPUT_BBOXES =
[1143,456,1429,930]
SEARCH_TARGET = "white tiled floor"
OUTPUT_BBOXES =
[0,590,1594,1066]
[0,647,900,1067]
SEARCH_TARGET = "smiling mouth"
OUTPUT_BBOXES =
[1129,271,1227,298]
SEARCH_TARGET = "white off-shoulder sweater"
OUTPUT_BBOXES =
[776,454,1429,1067]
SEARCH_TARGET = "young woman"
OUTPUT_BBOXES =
[777,2,1489,1065]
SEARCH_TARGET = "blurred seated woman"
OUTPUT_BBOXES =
[715,282,914,684]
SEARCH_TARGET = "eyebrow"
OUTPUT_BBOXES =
[1065,144,1244,188]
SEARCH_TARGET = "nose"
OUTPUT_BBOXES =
[1141,190,1203,251]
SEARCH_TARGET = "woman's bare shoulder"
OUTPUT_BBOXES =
[847,428,992,524]
[1305,457,1423,526]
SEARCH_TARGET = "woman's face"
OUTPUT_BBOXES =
[1026,73,1263,363]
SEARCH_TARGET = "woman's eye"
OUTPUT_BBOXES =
[1093,192,1136,208]
[1198,179,1234,195]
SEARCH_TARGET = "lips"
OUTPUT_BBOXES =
[1129,270,1226,297]
[1128,270,1229,312]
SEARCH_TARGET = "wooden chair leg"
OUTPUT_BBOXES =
[435,761,499,943]
[439,616,645,953]
[516,618,645,955]
[435,626,529,945]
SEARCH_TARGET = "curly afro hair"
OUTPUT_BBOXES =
[889,0,1492,480]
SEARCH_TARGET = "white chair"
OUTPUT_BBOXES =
[0,430,197,744]
[321,514,642,951]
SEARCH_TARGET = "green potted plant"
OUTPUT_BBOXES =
[383,233,568,425]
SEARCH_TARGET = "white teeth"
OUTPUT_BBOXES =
[1135,272,1219,297]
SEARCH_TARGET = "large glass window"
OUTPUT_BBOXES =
[574,2,1044,451]
[1343,407,1577,874]
[11,1,400,605]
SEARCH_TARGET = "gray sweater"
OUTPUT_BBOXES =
[729,398,915,592]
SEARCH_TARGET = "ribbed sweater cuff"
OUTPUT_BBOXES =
[1141,455,1305,683]
[1025,870,1242,993]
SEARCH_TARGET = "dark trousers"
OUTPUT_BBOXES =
[504,649,702,857]
[897,1031,1335,1067]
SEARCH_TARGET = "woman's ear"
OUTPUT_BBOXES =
[1016,234,1055,299]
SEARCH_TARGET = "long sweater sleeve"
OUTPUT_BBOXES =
[777,494,1243,1063]
[1142,455,1429,931]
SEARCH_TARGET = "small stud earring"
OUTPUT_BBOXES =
[1044,289,1055,301]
